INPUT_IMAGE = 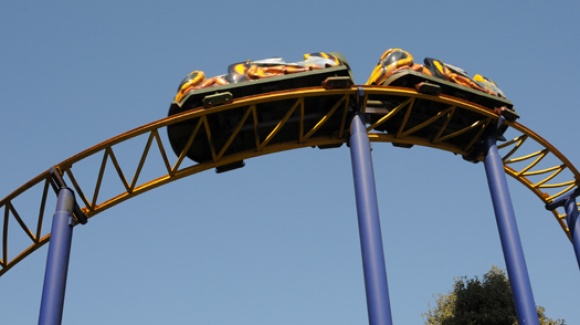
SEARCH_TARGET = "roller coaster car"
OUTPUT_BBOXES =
[167,52,354,167]
[170,52,351,110]
[366,48,515,115]
[365,48,517,156]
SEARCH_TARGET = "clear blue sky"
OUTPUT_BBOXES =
[2,1,579,324]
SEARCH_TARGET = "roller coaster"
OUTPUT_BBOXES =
[2,49,579,325]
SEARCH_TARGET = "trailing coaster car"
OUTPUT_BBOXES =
[173,53,345,104]
[167,52,354,169]
[171,52,349,109]
[365,48,518,159]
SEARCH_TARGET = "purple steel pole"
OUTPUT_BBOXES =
[545,189,580,270]
[483,135,540,325]
[38,188,75,325]
[564,197,580,270]
[349,112,393,325]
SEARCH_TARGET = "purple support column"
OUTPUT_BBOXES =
[349,112,393,325]
[483,135,540,325]
[38,188,75,325]
[545,188,580,270]
[564,198,580,270]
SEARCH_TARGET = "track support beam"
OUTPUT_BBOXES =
[38,188,76,325]
[564,197,580,270]
[545,188,580,270]
[348,88,393,325]
[483,118,539,325]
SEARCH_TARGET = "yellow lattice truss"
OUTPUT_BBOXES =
[1,86,578,275]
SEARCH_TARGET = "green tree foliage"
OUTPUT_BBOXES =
[424,266,565,325]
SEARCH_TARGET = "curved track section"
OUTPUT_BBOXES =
[1,85,578,275]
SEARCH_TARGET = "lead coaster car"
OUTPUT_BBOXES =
[367,69,515,146]
[167,52,354,169]
[365,48,517,160]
